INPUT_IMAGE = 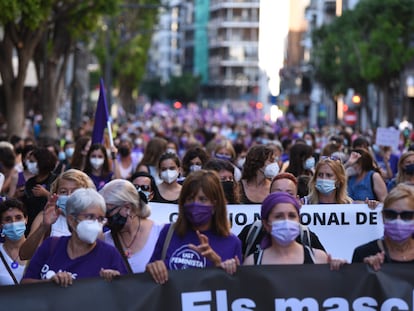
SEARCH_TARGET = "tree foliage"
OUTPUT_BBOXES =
[164,73,201,104]
[311,0,414,96]
[92,0,160,115]
[0,0,119,138]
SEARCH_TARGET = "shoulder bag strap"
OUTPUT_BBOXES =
[245,220,262,258]
[0,249,18,285]
[161,223,175,261]
[111,231,133,274]
[254,249,264,265]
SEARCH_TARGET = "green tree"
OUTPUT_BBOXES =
[164,73,201,104]
[311,0,414,124]
[0,0,119,139]
[93,1,160,115]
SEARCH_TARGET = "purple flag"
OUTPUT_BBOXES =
[91,78,110,145]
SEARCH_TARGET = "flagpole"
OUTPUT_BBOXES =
[107,120,114,148]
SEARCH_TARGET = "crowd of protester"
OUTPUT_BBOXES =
[0,105,414,286]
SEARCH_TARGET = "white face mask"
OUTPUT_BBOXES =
[263,162,280,179]
[233,166,242,182]
[236,157,246,169]
[160,169,179,184]
[190,164,202,172]
[76,220,103,244]
[27,161,39,175]
[347,166,358,177]
[90,157,104,170]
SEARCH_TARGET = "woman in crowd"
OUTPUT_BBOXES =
[14,145,35,200]
[116,138,139,180]
[21,188,128,286]
[130,171,157,202]
[70,136,91,171]
[22,147,58,233]
[0,143,18,198]
[19,169,95,260]
[347,148,387,203]
[180,146,210,179]
[283,142,315,177]
[352,184,414,270]
[146,170,241,284]
[59,140,75,172]
[100,179,163,273]
[0,198,28,285]
[204,158,240,204]
[243,192,341,267]
[136,136,168,185]
[303,156,353,204]
[210,139,241,182]
[239,144,280,204]
[152,152,182,204]
[387,150,414,191]
[83,143,117,191]
[238,173,325,259]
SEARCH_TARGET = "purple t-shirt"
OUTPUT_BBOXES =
[149,224,242,270]
[89,172,113,191]
[23,236,128,280]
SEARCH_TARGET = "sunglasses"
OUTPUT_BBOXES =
[134,185,151,192]
[320,155,342,163]
[382,209,414,221]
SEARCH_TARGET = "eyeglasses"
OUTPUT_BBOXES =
[382,209,414,221]
[77,213,107,224]
[134,185,151,192]
[320,155,342,163]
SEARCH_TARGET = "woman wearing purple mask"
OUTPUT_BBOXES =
[352,184,414,270]
[243,192,331,266]
[146,170,241,284]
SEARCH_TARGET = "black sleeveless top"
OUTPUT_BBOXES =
[238,181,261,204]
[254,245,315,265]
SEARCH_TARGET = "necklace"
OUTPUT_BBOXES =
[3,244,20,269]
[120,218,141,258]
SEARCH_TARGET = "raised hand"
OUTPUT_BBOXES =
[188,230,221,267]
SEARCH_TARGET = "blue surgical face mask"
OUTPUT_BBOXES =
[58,151,66,161]
[65,147,75,158]
[2,221,26,241]
[315,179,336,194]
[304,157,315,170]
[56,195,69,215]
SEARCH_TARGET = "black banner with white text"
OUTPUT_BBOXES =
[2,264,413,311]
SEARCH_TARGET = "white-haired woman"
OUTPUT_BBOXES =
[21,188,127,287]
[99,179,163,273]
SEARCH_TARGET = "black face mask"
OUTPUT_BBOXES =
[118,147,130,157]
[15,146,23,155]
[404,163,414,175]
[221,181,235,204]
[107,211,127,231]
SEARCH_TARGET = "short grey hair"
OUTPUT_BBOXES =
[66,188,106,216]
[99,179,151,218]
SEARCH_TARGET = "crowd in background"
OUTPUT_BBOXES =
[1,104,414,286]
